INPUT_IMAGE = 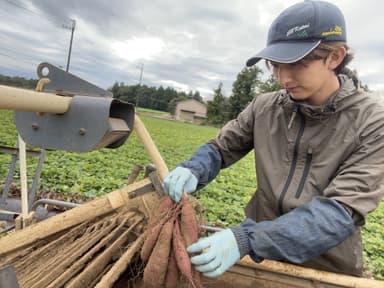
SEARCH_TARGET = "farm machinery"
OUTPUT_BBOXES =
[0,63,382,287]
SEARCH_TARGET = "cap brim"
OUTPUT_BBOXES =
[246,40,321,67]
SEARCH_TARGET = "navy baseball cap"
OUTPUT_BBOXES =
[246,0,346,67]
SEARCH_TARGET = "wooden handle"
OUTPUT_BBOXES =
[134,115,169,180]
[0,84,71,113]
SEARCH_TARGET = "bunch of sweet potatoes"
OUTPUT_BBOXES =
[141,195,202,288]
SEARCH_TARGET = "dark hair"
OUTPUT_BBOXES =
[265,42,354,74]
[307,42,353,73]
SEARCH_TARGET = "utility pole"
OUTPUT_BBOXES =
[63,19,76,72]
[136,63,144,107]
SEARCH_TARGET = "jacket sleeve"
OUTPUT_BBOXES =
[177,96,259,189]
[323,104,384,225]
[230,197,355,263]
[209,98,256,168]
[177,143,222,190]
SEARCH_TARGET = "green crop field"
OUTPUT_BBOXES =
[0,109,383,279]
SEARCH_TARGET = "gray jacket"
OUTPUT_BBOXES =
[208,71,384,275]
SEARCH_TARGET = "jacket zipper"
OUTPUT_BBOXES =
[295,148,313,199]
[287,105,298,130]
[278,111,305,214]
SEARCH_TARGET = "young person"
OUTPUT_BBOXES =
[163,0,384,277]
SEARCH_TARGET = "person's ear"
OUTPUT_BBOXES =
[327,46,347,70]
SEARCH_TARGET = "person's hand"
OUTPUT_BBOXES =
[187,229,240,278]
[162,167,198,202]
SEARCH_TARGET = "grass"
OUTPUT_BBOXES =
[137,107,169,114]
[0,108,383,279]
[137,107,170,117]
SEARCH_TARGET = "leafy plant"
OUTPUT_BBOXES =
[0,109,383,279]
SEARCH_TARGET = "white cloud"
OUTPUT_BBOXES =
[112,37,165,62]
[197,87,215,99]
[159,80,189,92]
[0,0,384,99]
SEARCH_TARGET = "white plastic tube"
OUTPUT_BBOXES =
[18,134,28,228]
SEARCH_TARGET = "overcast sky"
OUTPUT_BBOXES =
[0,0,383,100]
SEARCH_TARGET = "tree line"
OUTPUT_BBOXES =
[0,65,372,128]
[110,67,281,125]
[110,82,204,114]
[0,74,38,89]
[207,66,281,126]
[0,73,205,115]
[0,68,281,126]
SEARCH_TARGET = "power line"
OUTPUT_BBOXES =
[0,51,38,65]
[0,32,69,66]
[0,46,47,62]
[0,43,59,67]
[0,48,68,73]
[3,0,40,15]
[1,0,77,71]
[3,0,72,28]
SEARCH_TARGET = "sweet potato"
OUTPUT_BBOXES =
[157,195,175,216]
[140,219,164,262]
[180,196,199,247]
[140,196,181,262]
[145,196,175,231]
[165,248,179,288]
[143,219,174,288]
[173,220,196,288]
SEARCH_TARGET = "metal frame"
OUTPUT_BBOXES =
[0,142,45,214]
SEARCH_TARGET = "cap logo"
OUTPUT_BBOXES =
[286,23,310,37]
[321,25,343,37]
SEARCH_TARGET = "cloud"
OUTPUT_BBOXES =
[0,0,383,100]
[158,80,189,92]
[112,37,166,62]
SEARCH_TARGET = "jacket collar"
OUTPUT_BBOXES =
[277,68,362,120]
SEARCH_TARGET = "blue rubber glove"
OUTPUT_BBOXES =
[162,167,198,202]
[187,229,240,278]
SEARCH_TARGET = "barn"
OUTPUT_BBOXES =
[175,99,207,124]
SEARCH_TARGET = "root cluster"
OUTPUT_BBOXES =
[141,195,203,288]
[0,209,146,288]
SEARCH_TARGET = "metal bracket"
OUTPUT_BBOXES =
[36,62,113,97]
[127,172,164,198]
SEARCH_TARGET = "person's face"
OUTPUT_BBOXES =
[271,48,345,105]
